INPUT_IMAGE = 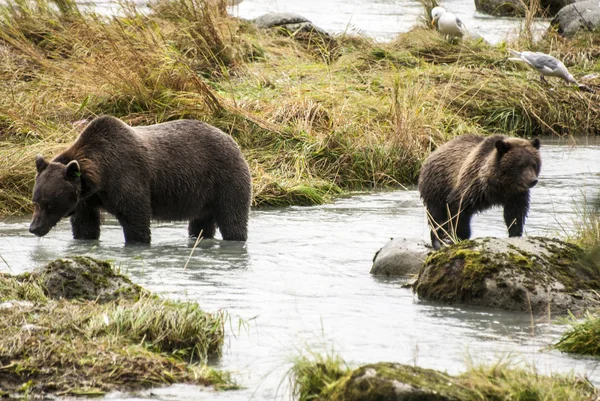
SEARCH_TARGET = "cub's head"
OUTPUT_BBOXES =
[495,137,541,192]
[29,155,82,237]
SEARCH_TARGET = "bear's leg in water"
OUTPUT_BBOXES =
[70,201,101,240]
[114,198,152,244]
[188,216,216,239]
[504,192,530,237]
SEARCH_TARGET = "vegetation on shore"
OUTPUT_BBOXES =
[0,257,232,398]
[0,0,599,214]
[289,351,598,401]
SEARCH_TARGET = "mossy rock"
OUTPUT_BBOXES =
[298,359,598,400]
[413,237,600,313]
[338,363,457,400]
[31,256,146,302]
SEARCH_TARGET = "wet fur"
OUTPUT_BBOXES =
[31,116,252,244]
[418,134,541,249]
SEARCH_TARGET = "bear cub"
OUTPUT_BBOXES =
[418,134,541,250]
[30,116,252,244]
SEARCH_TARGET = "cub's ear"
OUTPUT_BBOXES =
[65,160,81,180]
[495,139,511,155]
[530,137,541,149]
[35,155,48,173]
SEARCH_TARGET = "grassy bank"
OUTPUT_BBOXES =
[0,257,232,398]
[289,351,598,400]
[1,0,599,214]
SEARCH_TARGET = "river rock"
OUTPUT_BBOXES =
[552,0,600,37]
[33,256,145,302]
[414,237,600,313]
[371,238,428,276]
[253,12,334,44]
[475,0,575,16]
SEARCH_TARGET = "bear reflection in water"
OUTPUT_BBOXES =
[418,134,541,250]
[29,115,252,244]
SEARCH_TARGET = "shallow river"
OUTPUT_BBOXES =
[1,138,600,400]
[227,0,549,44]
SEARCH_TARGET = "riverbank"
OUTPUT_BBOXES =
[0,0,599,215]
[0,256,232,398]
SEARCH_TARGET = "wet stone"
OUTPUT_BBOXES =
[371,238,428,276]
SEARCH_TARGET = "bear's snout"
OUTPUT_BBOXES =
[529,179,538,188]
[29,223,48,237]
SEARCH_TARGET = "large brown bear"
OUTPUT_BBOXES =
[29,116,252,244]
[418,134,541,250]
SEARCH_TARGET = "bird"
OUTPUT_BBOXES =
[431,7,466,41]
[508,49,579,86]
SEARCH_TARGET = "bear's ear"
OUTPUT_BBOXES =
[495,139,511,155]
[35,155,48,173]
[65,160,81,180]
[530,137,541,149]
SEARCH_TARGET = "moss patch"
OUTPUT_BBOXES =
[0,257,233,398]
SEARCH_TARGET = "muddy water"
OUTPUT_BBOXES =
[1,139,600,399]
[228,0,549,44]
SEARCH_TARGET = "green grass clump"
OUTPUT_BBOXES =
[553,312,600,356]
[289,349,349,401]
[289,352,597,401]
[0,259,232,398]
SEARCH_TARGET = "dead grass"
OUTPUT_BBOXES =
[1,0,600,215]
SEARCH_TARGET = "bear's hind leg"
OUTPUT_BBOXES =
[455,211,472,241]
[426,206,448,250]
[215,208,248,241]
[71,203,101,240]
[188,216,216,239]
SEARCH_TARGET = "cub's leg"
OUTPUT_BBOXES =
[504,192,530,237]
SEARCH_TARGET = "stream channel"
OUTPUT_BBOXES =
[1,138,600,399]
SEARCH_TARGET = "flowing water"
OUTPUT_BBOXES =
[1,138,600,400]
[227,0,549,44]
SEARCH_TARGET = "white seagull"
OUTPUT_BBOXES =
[431,7,466,40]
[508,49,579,86]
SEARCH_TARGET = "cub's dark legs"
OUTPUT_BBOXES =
[504,192,530,237]
[188,216,216,239]
[427,205,472,250]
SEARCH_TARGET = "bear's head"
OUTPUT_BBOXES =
[495,137,541,192]
[29,155,82,237]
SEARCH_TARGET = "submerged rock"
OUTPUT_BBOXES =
[414,237,600,313]
[371,238,428,276]
[33,256,145,302]
[552,0,600,37]
[475,0,575,16]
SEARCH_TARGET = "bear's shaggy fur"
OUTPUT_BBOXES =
[30,116,252,244]
[418,134,541,250]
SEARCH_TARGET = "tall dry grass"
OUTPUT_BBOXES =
[0,0,599,215]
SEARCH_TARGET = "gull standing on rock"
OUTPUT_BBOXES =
[431,7,466,40]
[508,49,579,86]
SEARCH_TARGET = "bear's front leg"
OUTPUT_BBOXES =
[114,198,151,244]
[70,199,101,240]
[504,192,530,237]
